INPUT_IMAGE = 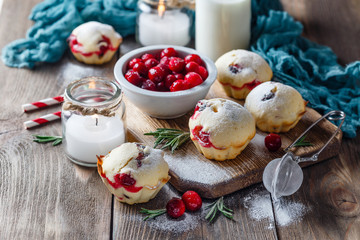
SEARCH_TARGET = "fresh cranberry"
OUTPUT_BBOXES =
[185,61,200,73]
[160,56,171,66]
[125,70,143,86]
[265,133,282,151]
[141,53,155,62]
[157,63,170,74]
[184,54,203,65]
[128,58,142,69]
[185,72,203,88]
[148,66,165,83]
[174,73,184,80]
[132,62,148,76]
[119,173,136,186]
[161,47,178,58]
[182,191,202,211]
[170,80,190,92]
[141,79,156,91]
[144,58,159,69]
[197,66,208,80]
[165,74,177,89]
[166,198,186,218]
[169,57,185,73]
[156,81,167,91]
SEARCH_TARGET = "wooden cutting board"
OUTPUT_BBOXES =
[125,81,342,199]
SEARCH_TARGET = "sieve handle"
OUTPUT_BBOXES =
[285,110,345,163]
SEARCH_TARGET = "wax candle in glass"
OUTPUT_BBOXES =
[136,0,192,46]
[62,77,126,167]
[195,0,251,61]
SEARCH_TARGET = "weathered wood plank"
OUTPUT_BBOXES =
[0,0,114,238]
[275,0,360,239]
[280,0,360,64]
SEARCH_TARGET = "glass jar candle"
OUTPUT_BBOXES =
[195,0,251,61]
[136,0,192,46]
[62,77,126,167]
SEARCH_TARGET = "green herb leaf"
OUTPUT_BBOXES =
[205,197,234,223]
[33,135,62,146]
[144,128,190,153]
[140,208,166,221]
[293,135,313,147]
[52,138,63,146]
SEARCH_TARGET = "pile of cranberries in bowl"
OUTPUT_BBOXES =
[124,47,209,92]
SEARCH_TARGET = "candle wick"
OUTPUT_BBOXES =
[96,118,98,126]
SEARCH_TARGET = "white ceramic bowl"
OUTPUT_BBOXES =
[114,45,217,119]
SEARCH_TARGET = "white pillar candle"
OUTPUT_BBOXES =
[195,0,251,61]
[65,114,125,166]
[138,11,191,46]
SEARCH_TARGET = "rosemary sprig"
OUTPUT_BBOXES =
[33,135,63,146]
[140,208,166,221]
[144,128,190,153]
[205,197,234,223]
[293,135,313,147]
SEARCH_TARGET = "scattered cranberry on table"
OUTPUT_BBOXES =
[141,190,203,220]
[265,133,282,151]
[125,48,208,92]
[166,197,186,218]
[182,190,202,211]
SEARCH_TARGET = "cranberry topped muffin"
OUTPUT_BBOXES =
[97,142,170,204]
[215,50,272,99]
[68,21,122,64]
[244,82,307,133]
[189,98,256,161]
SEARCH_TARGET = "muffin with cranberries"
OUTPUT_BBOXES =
[189,98,256,161]
[97,142,170,204]
[215,50,272,99]
[68,21,122,64]
[244,82,307,133]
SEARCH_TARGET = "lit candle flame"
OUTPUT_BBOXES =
[158,0,166,18]
[89,80,96,89]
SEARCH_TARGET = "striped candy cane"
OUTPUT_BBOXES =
[22,96,64,112]
[24,111,62,129]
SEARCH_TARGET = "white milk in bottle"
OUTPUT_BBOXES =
[195,0,251,61]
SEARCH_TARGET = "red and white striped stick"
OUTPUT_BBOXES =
[22,95,64,112]
[24,111,62,129]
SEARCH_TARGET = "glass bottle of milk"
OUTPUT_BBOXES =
[195,0,251,61]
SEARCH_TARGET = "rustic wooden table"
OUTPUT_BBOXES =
[0,0,359,239]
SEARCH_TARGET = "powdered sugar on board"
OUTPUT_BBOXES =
[242,187,311,228]
[164,152,232,185]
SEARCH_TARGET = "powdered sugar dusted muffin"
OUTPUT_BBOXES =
[244,82,307,133]
[215,50,273,99]
[68,21,122,64]
[189,98,256,161]
[97,142,170,204]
